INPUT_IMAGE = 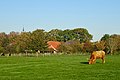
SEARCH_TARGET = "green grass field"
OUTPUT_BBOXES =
[0,54,120,80]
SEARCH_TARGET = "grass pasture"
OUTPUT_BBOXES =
[0,55,120,80]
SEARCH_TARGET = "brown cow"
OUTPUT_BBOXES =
[88,51,105,64]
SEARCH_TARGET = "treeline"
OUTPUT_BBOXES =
[0,28,119,55]
[59,34,120,55]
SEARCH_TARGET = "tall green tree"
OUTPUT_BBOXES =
[72,28,93,42]
[46,29,63,41]
[61,29,75,42]
[101,34,110,41]
[31,29,47,51]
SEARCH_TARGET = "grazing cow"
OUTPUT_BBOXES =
[88,51,105,64]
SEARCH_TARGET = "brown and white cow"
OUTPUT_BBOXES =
[88,51,105,64]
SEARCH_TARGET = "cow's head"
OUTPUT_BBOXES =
[88,59,93,64]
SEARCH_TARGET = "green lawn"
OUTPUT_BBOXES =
[0,54,120,80]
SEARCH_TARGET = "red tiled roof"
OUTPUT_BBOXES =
[47,41,61,50]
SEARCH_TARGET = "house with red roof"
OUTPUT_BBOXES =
[47,41,61,53]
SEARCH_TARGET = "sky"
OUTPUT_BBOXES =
[0,0,120,41]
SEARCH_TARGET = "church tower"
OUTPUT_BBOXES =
[22,27,25,32]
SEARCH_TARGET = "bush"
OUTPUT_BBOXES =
[58,40,83,54]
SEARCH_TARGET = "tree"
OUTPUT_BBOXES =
[107,34,120,54]
[107,38,118,54]
[101,34,110,41]
[101,34,120,54]
[46,29,63,41]
[0,32,9,53]
[0,46,4,53]
[46,28,93,43]
[0,32,9,47]
[95,41,105,51]
[58,40,83,54]
[7,32,19,53]
[72,28,93,42]
[31,29,47,51]
[16,32,31,52]
[83,41,94,53]
[8,31,19,44]
[60,29,75,42]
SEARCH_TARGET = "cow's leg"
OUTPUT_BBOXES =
[92,59,96,64]
[92,56,96,64]
[102,58,105,63]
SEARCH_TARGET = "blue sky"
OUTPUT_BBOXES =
[0,0,120,41]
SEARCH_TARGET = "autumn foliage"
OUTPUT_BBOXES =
[0,28,119,55]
